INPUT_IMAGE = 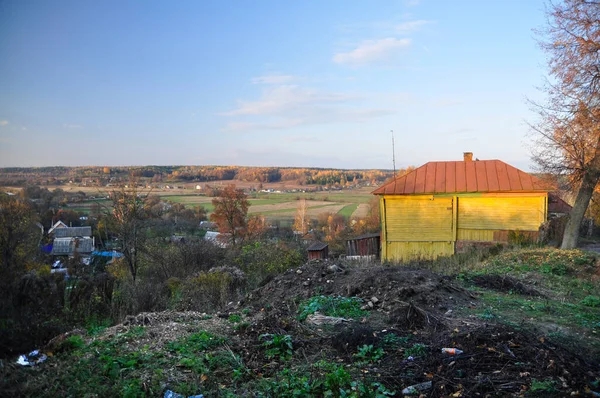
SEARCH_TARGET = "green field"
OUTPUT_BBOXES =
[160,189,373,221]
[64,189,374,222]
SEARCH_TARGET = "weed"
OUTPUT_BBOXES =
[530,378,556,392]
[581,295,600,307]
[228,314,241,323]
[259,333,293,360]
[404,343,427,358]
[59,334,85,352]
[298,295,368,321]
[167,331,224,354]
[241,308,251,315]
[381,332,410,347]
[233,321,250,332]
[353,344,385,364]
[121,379,145,398]
[85,317,112,335]
[479,307,496,320]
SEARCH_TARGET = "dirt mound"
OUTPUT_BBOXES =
[471,274,543,296]
[245,260,476,323]
[235,260,599,396]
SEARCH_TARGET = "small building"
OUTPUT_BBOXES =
[345,232,381,259]
[373,153,550,262]
[307,241,329,260]
[199,221,217,230]
[48,220,68,235]
[548,192,572,218]
[51,226,94,256]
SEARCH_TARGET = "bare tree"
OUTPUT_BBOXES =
[111,181,149,281]
[530,0,600,248]
[293,199,310,236]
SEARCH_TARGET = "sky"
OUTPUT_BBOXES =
[0,0,550,170]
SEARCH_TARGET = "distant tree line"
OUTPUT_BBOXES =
[0,165,398,187]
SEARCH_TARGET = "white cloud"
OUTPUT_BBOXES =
[395,20,433,32]
[63,124,83,129]
[221,85,353,117]
[221,82,394,132]
[251,74,296,85]
[0,120,8,126]
[333,37,411,66]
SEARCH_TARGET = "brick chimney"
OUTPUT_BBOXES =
[463,152,473,162]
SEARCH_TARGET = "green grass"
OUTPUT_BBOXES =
[337,203,359,218]
[298,295,368,321]
[256,203,341,216]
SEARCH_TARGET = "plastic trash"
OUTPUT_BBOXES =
[15,349,47,366]
[441,347,463,355]
[164,390,204,398]
[402,381,432,395]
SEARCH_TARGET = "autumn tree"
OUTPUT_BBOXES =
[531,0,600,248]
[210,185,249,247]
[246,214,268,242]
[0,194,40,278]
[293,199,311,235]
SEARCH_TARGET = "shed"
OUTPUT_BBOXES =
[307,241,329,260]
[372,153,550,262]
[345,232,380,258]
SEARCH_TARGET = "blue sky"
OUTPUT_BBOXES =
[0,0,548,170]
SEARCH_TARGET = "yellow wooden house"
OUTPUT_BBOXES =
[372,153,549,262]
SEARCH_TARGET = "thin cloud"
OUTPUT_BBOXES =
[221,85,353,117]
[251,74,296,85]
[63,124,83,129]
[221,82,394,132]
[0,120,8,126]
[333,38,411,66]
[432,97,463,108]
[395,20,434,32]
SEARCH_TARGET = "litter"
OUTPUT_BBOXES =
[16,349,47,366]
[441,347,464,355]
[402,381,432,395]
[164,390,204,398]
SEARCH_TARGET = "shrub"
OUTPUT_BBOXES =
[581,295,600,307]
[178,270,236,311]
[235,241,305,288]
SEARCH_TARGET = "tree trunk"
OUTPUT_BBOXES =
[562,145,600,248]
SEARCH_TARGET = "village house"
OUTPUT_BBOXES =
[51,226,95,257]
[372,153,550,262]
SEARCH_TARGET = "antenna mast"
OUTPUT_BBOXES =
[391,130,396,178]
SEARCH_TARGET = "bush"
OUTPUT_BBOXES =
[178,270,239,311]
[580,295,600,307]
[235,241,305,288]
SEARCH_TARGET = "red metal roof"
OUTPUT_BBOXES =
[372,160,549,195]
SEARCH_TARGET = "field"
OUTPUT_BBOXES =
[158,186,375,224]
[42,181,376,224]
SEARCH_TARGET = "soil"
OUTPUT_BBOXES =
[5,261,599,397]
[470,274,544,296]
[232,260,599,396]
